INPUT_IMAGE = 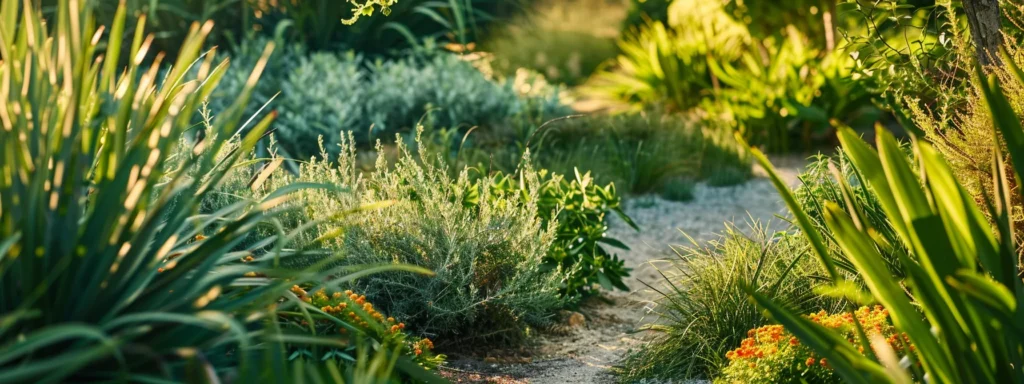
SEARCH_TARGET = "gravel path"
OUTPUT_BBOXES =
[445,156,809,383]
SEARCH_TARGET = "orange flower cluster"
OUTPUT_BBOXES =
[725,325,783,360]
[720,306,912,384]
[287,285,444,369]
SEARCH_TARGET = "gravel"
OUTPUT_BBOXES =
[445,156,809,383]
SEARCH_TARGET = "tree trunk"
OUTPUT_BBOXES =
[963,0,1003,66]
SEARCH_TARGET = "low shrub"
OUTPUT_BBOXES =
[211,46,569,159]
[230,131,568,344]
[489,169,638,297]
[339,136,566,344]
[615,223,838,381]
[717,306,906,384]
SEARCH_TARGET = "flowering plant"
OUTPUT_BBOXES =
[285,286,446,370]
[717,306,913,383]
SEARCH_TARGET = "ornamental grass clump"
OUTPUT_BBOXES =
[0,1,438,382]
[717,306,910,384]
[616,223,838,382]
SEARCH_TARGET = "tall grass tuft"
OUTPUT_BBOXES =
[0,1,436,381]
[616,223,838,381]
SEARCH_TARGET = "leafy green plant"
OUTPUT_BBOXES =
[743,57,1024,382]
[0,1,439,382]
[488,169,638,297]
[707,32,879,152]
[840,0,965,111]
[591,0,882,152]
[586,0,750,112]
[616,223,838,382]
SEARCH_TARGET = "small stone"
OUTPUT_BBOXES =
[566,311,585,328]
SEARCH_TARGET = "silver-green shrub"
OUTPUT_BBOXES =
[221,130,567,343]
[277,52,369,158]
[342,135,565,342]
[210,46,569,160]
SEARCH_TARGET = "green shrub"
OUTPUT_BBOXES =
[744,61,1024,380]
[277,51,369,157]
[343,137,566,344]
[586,0,750,112]
[840,0,965,111]
[233,131,566,344]
[366,53,567,135]
[212,47,569,159]
[0,2,436,382]
[707,38,880,152]
[591,0,881,152]
[488,169,638,297]
[616,223,838,381]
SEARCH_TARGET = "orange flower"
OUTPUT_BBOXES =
[806,357,815,366]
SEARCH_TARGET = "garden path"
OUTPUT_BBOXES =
[445,155,810,383]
